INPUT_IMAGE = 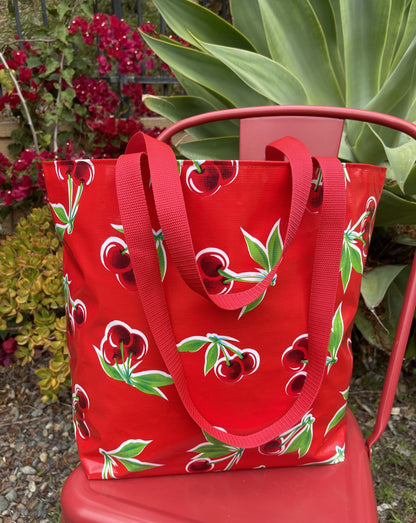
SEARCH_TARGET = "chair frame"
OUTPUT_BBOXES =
[60,106,416,522]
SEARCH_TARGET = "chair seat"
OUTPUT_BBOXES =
[61,409,377,523]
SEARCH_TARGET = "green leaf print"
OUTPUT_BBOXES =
[325,388,349,435]
[349,242,363,275]
[283,423,313,458]
[325,404,347,435]
[340,242,352,291]
[100,439,162,479]
[278,412,315,458]
[204,343,220,375]
[55,223,67,241]
[177,336,210,352]
[153,229,167,280]
[130,371,174,399]
[241,228,270,270]
[327,305,344,370]
[51,203,69,224]
[266,219,283,267]
[95,349,125,382]
[187,431,244,472]
[238,290,266,319]
[112,439,150,458]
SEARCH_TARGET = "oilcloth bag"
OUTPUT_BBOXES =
[43,130,384,480]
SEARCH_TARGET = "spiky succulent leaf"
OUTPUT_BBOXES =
[146,0,416,227]
[151,0,255,52]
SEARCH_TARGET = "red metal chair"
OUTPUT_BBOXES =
[61,106,416,523]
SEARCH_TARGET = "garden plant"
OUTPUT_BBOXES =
[141,0,416,359]
[0,0,414,406]
[0,0,171,400]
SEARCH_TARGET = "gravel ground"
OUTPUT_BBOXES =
[0,353,414,522]
[0,363,78,522]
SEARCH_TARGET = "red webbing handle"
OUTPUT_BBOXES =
[154,105,416,452]
[115,138,346,448]
[125,132,312,310]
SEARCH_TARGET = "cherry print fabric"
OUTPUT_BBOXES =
[43,143,384,479]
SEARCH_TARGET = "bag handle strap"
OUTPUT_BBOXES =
[125,132,312,310]
[115,138,346,448]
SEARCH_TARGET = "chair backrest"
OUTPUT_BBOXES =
[239,115,344,159]
[158,105,416,457]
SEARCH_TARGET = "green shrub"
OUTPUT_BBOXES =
[0,0,173,401]
[0,206,69,401]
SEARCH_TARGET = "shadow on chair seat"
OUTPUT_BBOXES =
[61,409,377,523]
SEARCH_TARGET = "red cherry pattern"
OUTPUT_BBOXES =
[198,250,224,278]
[185,431,244,473]
[108,324,132,346]
[240,348,260,374]
[56,159,95,186]
[64,275,87,336]
[214,358,243,382]
[51,160,95,239]
[73,299,87,325]
[77,420,90,439]
[101,321,148,367]
[59,160,75,178]
[214,349,259,383]
[282,334,308,396]
[185,160,238,196]
[307,166,323,213]
[187,161,221,195]
[72,384,90,439]
[258,437,285,456]
[285,372,307,397]
[101,237,131,273]
[101,236,137,290]
[66,311,74,336]
[281,334,308,371]
[76,388,89,410]
[196,248,233,295]
[117,269,137,291]
[186,458,214,473]
[307,183,323,211]
[72,161,95,186]
[218,161,238,185]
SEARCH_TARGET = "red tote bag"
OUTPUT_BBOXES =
[43,116,385,480]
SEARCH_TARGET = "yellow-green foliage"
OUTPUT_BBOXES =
[0,206,69,402]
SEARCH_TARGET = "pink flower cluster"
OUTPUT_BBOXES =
[0,337,17,367]
[73,74,119,114]
[70,74,162,157]
[0,13,174,206]
[0,44,41,110]
[0,144,79,206]
[69,14,154,75]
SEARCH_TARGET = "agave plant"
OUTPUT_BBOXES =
[142,0,416,355]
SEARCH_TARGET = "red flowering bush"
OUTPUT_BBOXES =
[0,4,174,215]
[0,148,68,208]
[68,14,146,75]
[0,3,177,389]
